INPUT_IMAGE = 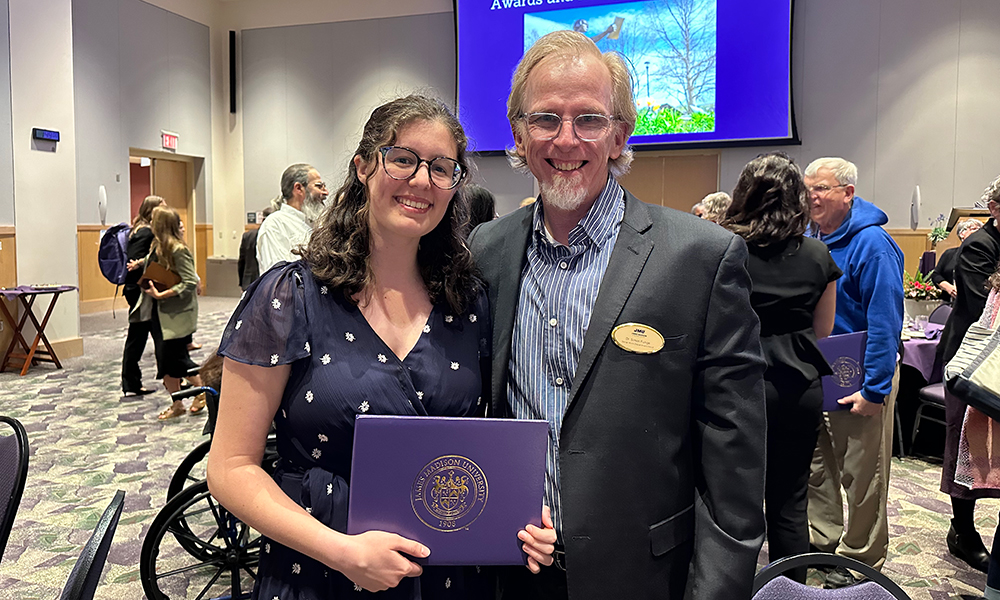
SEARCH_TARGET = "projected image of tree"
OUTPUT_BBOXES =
[524,0,717,136]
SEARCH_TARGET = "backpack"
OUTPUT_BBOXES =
[98,223,131,285]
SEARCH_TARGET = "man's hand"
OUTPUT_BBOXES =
[837,392,882,416]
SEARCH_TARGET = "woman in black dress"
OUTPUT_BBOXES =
[207,95,554,599]
[722,153,841,582]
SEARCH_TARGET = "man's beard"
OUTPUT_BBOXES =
[302,193,326,226]
[539,174,588,212]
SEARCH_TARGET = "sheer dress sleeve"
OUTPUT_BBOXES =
[218,262,311,367]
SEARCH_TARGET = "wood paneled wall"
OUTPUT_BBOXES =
[886,228,933,276]
[77,224,129,314]
[617,152,720,212]
[0,226,15,354]
[195,224,212,286]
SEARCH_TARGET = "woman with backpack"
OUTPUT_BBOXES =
[121,195,165,397]
[141,205,205,419]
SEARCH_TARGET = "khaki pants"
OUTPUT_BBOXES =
[808,364,899,569]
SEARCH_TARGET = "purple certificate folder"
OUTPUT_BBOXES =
[818,331,868,411]
[347,415,548,566]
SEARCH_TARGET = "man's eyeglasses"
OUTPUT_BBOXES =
[311,181,328,191]
[520,112,615,142]
[807,183,848,195]
[378,146,466,190]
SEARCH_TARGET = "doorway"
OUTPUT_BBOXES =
[128,151,208,287]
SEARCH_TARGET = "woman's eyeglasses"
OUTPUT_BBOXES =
[379,146,466,190]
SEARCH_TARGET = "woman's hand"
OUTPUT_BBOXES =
[143,285,167,300]
[338,531,429,592]
[518,505,557,573]
[127,259,143,272]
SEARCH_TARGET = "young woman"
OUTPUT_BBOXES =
[721,153,840,582]
[142,205,204,419]
[207,95,554,599]
[121,195,166,396]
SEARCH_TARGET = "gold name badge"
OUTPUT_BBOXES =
[611,323,665,354]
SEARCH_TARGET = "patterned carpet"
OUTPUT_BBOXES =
[0,299,998,599]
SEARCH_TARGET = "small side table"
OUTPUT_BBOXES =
[0,285,78,375]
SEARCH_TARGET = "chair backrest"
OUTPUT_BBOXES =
[918,250,936,277]
[0,415,29,566]
[929,303,952,325]
[58,490,125,600]
[753,552,911,600]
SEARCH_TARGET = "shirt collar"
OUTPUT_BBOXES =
[532,175,624,249]
[279,201,307,222]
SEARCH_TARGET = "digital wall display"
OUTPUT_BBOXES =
[456,0,795,152]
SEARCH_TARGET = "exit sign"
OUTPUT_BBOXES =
[161,131,178,151]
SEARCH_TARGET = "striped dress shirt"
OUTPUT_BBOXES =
[507,176,625,538]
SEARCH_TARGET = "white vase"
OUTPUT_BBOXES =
[903,298,942,322]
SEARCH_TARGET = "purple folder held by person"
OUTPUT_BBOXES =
[817,331,868,411]
[347,415,548,565]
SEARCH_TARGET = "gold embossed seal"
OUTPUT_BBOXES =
[611,323,665,354]
[831,356,862,388]
[411,455,488,532]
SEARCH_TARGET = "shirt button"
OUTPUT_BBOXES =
[549,318,558,327]
[555,377,564,386]
[559,261,569,269]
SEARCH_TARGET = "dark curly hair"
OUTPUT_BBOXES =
[299,94,479,314]
[721,152,812,247]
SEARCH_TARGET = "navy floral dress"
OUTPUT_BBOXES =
[218,262,493,600]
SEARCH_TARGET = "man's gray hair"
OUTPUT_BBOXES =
[980,174,1000,206]
[804,157,858,187]
[280,163,314,201]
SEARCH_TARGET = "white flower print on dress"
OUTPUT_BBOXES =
[359,400,370,413]
[321,354,331,365]
[271,298,281,310]
[320,285,328,295]
[281,410,287,419]
[318,433,328,442]
[305,390,314,403]
[445,315,454,323]
[235,320,242,330]
[469,313,478,323]
[292,563,301,575]
[327,482,333,495]
[265,543,271,553]
[445,577,452,589]
[305,506,312,514]
[270,354,279,365]
[354,583,363,592]
[377,354,387,364]
[311,448,322,459]
[345,332,355,342]
[423,324,431,333]
[304,341,310,353]
[416,391,424,400]
[451,362,460,371]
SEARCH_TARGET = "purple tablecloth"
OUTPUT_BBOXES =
[0,285,77,300]
[902,323,944,382]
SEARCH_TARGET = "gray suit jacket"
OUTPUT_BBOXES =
[469,190,766,600]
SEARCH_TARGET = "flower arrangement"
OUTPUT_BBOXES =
[928,213,949,246]
[904,270,945,301]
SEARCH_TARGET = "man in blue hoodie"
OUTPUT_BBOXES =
[804,157,904,585]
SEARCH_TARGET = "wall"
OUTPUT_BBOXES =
[10,0,81,349]
[73,0,213,227]
[0,0,12,227]
[241,13,458,214]
[718,0,1000,229]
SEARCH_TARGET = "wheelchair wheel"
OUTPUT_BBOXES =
[167,438,212,502]
[141,480,260,600]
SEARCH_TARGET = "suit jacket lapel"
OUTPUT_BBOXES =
[490,208,533,416]
[567,192,653,413]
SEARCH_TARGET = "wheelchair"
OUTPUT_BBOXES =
[140,386,279,600]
